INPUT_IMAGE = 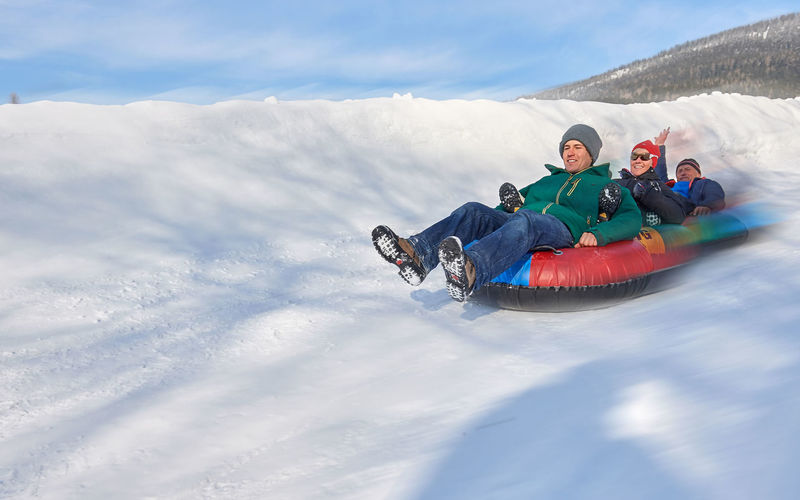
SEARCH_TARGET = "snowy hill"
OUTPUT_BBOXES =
[526,12,800,103]
[1,93,800,499]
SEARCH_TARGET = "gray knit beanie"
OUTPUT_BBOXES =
[559,124,602,165]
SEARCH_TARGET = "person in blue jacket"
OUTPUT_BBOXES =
[652,128,726,216]
[667,158,726,215]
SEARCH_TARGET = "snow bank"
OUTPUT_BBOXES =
[1,94,799,499]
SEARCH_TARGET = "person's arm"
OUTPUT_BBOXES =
[655,145,668,183]
[653,127,670,183]
[693,179,726,213]
[635,181,692,224]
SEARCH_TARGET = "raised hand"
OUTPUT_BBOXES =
[653,127,671,146]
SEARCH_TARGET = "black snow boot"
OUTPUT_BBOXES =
[598,182,622,222]
[499,182,523,213]
[438,236,476,302]
[372,225,427,286]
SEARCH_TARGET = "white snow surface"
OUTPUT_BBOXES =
[1,93,799,499]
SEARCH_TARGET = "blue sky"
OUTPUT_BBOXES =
[1,1,797,104]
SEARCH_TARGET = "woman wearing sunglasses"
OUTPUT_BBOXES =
[614,128,694,226]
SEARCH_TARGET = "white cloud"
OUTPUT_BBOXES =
[4,0,797,103]
[0,2,485,82]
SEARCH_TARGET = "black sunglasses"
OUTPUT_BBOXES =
[631,152,652,161]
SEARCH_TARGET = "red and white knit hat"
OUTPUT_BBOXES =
[632,140,660,169]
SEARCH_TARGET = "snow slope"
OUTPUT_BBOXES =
[1,93,799,499]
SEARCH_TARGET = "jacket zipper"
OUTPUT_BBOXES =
[542,174,574,214]
[556,174,574,203]
[567,178,581,196]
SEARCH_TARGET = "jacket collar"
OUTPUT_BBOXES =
[688,176,707,187]
[545,162,611,177]
[619,167,659,180]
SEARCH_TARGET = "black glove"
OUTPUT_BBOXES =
[631,180,661,201]
[499,182,523,213]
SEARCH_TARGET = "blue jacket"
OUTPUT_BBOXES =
[670,177,726,211]
[655,145,726,212]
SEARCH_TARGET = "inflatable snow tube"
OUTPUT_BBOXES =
[469,202,775,312]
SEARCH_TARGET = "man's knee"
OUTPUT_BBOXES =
[510,208,539,225]
[453,201,491,216]
[508,209,551,234]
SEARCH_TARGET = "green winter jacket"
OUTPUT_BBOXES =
[514,163,642,246]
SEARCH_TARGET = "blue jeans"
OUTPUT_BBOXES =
[407,202,574,290]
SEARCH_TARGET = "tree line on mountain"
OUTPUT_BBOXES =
[526,12,800,103]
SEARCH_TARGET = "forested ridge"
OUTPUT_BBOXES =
[525,13,800,103]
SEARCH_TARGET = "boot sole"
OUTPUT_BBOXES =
[371,225,426,286]
[438,236,469,302]
[499,182,522,212]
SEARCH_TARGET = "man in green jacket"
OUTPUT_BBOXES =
[372,124,642,303]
